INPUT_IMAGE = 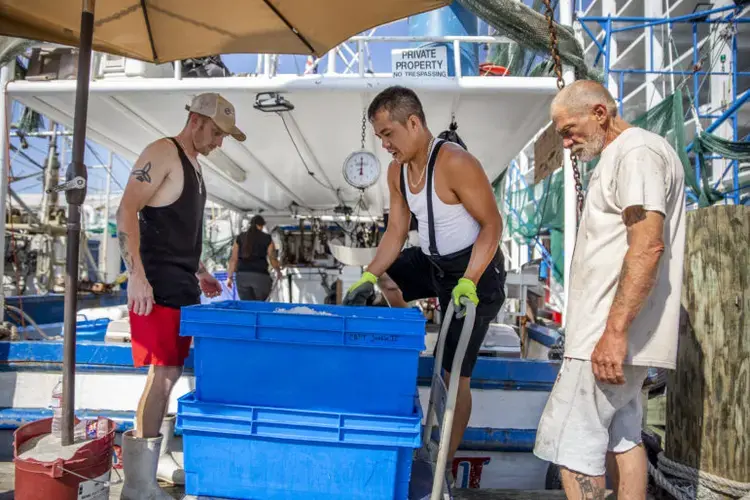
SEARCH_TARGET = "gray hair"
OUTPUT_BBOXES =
[551,80,618,118]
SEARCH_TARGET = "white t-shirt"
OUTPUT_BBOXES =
[564,127,686,369]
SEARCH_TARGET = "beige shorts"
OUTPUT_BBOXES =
[533,357,649,477]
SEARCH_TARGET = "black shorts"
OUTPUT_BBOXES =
[385,246,506,377]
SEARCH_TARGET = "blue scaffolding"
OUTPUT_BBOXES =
[579,3,750,205]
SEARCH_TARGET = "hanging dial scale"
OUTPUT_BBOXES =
[342,112,381,189]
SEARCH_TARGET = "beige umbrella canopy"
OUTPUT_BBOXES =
[0,0,451,445]
[0,0,451,61]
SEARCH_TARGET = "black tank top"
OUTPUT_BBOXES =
[139,138,207,308]
[236,231,273,274]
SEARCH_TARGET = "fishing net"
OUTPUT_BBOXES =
[629,89,724,207]
[457,0,603,82]
[495,168,565,284]
[500,88,750,285]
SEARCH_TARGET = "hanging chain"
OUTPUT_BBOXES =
[541,0,585,218]
[360,111,366,150]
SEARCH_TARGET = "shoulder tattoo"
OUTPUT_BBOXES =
[622,205,646,227]
[132,162,152,183]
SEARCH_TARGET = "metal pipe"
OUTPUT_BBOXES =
[731,28,739,205]
[0,64,12,322]
[604,17,612,87]
[101,151,113,282]
[326,48,337,74]
[582,4,739,25]
[579,22,605,64]
[453,40,462,79]
[3,304,50,340]
[10,130,75,137]
[357,40,365,77]
[607,69,750,77]
[686,89,750,148]
[347,35,510,43]
[174,60,182,80]
[610,17,750,35]
[8,75,561,95]
[62,0,96,446]
[8,187,43,227]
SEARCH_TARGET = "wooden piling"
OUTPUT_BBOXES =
[666,205,749,485]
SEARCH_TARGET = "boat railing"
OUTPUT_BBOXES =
[88,34,514,82]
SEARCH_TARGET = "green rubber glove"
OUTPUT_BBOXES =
[342,271,379,306]
[452,277,479,307]
[348,271,378,294]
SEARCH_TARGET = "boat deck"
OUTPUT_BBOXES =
[0,461,596,499]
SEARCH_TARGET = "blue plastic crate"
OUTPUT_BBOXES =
[61,318,111,342]
[180,301,426,415]
[178,391,422,500]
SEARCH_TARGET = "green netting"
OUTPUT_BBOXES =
[457,0,603,82]
[500,88,750,284]
[496,169,565,284]
[629,89,723,207]
[693,132,750,203]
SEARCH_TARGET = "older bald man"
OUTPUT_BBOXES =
[533,80,686,500]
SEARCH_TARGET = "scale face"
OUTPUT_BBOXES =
[342,150,381,189]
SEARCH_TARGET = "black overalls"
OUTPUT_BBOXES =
[384,140,507,377]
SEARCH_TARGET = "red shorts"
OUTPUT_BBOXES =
[129,304,192,367]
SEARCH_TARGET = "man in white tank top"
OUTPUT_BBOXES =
[533,81,686,500]
[344,86,507,468]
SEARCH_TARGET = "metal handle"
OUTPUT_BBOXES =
[46,175,86,194]
[425,297,477,500]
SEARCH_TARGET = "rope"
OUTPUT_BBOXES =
[59,464,123,487]
[648,452,750,500]
[3,304,50,340]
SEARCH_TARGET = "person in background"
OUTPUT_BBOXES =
[227,214,282,301]
[533,80,685,500]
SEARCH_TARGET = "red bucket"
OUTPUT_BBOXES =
[13,417,117,500]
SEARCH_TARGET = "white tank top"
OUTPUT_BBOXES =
[403,139,481,256]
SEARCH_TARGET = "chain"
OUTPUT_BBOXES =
[541,0,585,218]
[360,111,366,150]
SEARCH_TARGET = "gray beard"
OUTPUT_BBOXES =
[576,133,606,162]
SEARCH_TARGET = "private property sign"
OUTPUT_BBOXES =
[392,46,448,78]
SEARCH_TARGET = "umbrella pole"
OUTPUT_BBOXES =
[61,0,96,446]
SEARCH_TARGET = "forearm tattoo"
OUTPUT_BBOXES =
[575,474,606,500]
[118,230,134,271]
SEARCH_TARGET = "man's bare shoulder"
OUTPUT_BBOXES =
[138,138,180,166]
[438,142,483,175]
[386,159,402,182]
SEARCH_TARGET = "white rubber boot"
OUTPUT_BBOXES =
[120,430,174,500]
[156,415,185,485]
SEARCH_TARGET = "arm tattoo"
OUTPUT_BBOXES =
[622,205,646,226]
[575,474,606,500]
[197,261,207,275]
[132,162,152,183]
[117,231,134,271]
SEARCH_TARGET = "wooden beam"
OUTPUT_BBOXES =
[666,205,749,483]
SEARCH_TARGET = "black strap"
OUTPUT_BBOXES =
[169,137,204,193]
[425,140,445,257]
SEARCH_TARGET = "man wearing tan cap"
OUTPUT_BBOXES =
[116,93,245,499]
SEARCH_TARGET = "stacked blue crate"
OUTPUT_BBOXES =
[177,300,427,499]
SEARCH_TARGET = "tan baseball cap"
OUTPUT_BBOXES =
[186,93,246,142]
